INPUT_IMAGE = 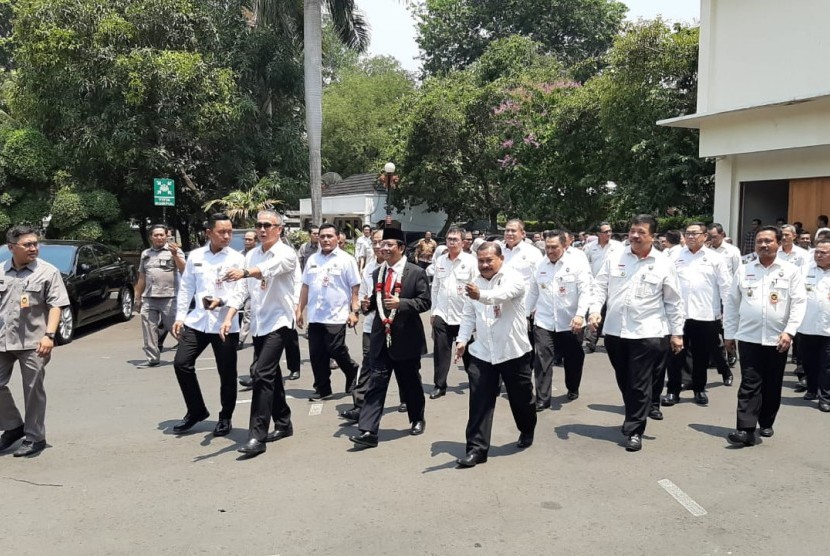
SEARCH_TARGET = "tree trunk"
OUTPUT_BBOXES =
[304,0,323,226]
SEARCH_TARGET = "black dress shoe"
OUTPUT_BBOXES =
[727,430,756,447]
[456,451,488,467]
[213,418,232,437]
[0,425,24,451]
[237,438,266,455]
[694,391,709,405]
[648,408,664,420]
[339,408,360,421]
[535,401,550,412]
[266,425,293,442]
[819,401,830,412]
[172,410,210,433]
[804,392,818,401]
[308,391,332,402]
[349,431,378,448]
[625,434,642,452]
[429,388,446,400]
[759,427,774,438]
[238,375,253,388]
[727,354,737,367]
[13,440,46,457]
[517,432,533,448]
[410,420,426,436]
[661,393,680,406]
[566,391,579,401]
[723,373,734,386]
[286,371,300,381]
[398,403,408,413]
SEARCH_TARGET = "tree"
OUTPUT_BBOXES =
[322,56,414,177]
[416,0,627,76]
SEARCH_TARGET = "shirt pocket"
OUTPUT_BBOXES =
[635,273,662,298]
[24,281,46,307]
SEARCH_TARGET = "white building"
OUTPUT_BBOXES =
[659,0,830,252]
[296,173,447,234]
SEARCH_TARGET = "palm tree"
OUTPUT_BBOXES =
[249,1,370,226]
[203,189,283,226]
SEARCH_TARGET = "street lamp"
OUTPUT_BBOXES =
[381,162,399,223]
[41,214,52,236]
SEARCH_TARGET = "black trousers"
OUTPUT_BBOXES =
[307,323,358,396]
[247,328,293,442]
[667,319,720,394]
[736,341,788,431]
[432,316,471,389]
[604,335,668,436]
[284,327,301,374]
[793,333,830,403]
[173,326,238,419]
[533,326,584,404]
[358,355,426,434]
[584,303,607,348]
[465,353,536,455]
[352,332,404,410]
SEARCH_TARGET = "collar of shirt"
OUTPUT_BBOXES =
[381,256,408,280]
[3,259,37,274]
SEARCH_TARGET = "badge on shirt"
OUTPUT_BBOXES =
[322,275,330,287]
[747,288,753,298]
[260,279,268,290]
[20,294,30,308]
[558,286,566,296]
[770,292,779,304]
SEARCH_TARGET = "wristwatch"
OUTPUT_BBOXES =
[45,332,56,340]
[242,268,250,278]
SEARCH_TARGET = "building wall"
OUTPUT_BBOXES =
[298,193,447,232]
[699,0,830,114]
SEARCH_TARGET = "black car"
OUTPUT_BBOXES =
[0,240,137,344]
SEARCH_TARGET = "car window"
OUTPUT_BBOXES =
[91,244,117,266]
[0,244,77,274]
[76,246,98,273]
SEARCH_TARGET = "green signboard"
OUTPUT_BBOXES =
[153,178,175,206]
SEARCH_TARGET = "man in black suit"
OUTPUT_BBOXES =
[349,227,431,448]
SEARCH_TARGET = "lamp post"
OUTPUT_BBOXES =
[41,214,52,237]
[381,162,399,226]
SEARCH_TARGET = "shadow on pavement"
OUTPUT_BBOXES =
[687,423,733,438]
[553,423,621,444]
[586,403,624,415]
[423,440,468,473]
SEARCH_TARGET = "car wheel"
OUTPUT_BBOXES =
[118,287,134,322]
[56,306,76,345]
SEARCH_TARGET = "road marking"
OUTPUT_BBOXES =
[658,479,708,517]
[309,404,323,416]
[196,367,217,371]
[236,399,252,405]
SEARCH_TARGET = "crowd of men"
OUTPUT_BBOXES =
[1,212,828,465]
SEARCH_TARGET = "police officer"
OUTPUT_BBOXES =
[135,223,185,367]
[0,224,69,457]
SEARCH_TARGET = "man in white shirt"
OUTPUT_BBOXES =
[429,227,477,399]
[663,230,682,260]
[355,224,373,273]
[584,222,622,352]
[661,223,732,410]
[526,230,593,410]
[777,224,810,268]
[220,211,297,456]
[724,226,806,446]
[296,223,361,401]
[708,222,742,372]
[589,215,685,452]
[454,242,537,467]
[798,239,830,412]
[502,219,543,357]
[171,213,245,436]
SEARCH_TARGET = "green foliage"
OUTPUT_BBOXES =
[50,187,87,230]
[0,127,54,181]
[287,228,308,249]
[416,0,627,76]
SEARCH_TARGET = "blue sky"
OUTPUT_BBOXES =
[360,0,701,72]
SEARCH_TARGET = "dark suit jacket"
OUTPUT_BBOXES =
[367,260,431,362]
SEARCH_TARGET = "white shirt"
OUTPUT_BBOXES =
[592,246,685,339]
[231,241,298,337]
[355,235,373,262]
[665,244,682,261]
[302,248,361,324]
[724,258,806,345]
[777,245,810,268]
[566,245,590,267]
[359,258,381,334]
[585,239,623,277]
[431,251,478,325]
[711,242,742,276]
[526,251,593,332]
[502,240,543,304]
[458,267,531,364]
[674,246,732,321]
[176,244,245,333]
[799,261,830,336]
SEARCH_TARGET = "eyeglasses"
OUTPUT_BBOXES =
[380,241,401,249]
[14,241,39,249]
[446,237,462,242]
[815,251,830,256]
[255,222,277,229]
[684,232,705,237]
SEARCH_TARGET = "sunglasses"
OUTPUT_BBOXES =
[255,222,278,229]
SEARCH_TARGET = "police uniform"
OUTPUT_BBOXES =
[0,259,69,446]
[138,246,183,364]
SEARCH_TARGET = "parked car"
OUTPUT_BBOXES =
[0,240,137,344]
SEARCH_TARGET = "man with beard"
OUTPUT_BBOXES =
[349,227,430,448]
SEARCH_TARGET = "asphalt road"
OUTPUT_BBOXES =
[1,314,827,555]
